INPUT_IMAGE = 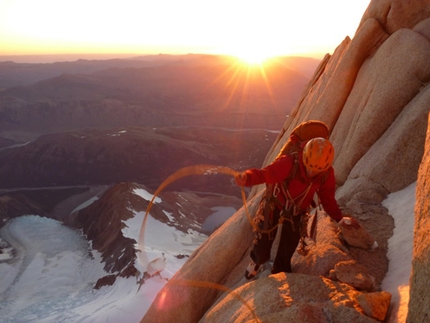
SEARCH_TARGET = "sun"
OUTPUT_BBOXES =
[232,49,275,66]
[238,52,272,65]
[228,45,280,66]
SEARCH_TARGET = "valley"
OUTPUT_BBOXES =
[0,54,315,229]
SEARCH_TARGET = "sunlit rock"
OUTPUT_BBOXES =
[203,273,382,323]
[339,218,376,250]
[330,260,375,291]
[356,291,392,322]
[407,116,430,323]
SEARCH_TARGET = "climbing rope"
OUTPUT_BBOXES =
[137,163,289,262]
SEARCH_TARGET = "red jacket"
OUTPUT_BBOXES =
[243,152,343,222]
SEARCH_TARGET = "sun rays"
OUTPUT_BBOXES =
[198,56,279,119]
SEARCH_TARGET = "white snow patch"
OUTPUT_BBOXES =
[162,210,175,222]
[382,182,416,323]
[134,188,162,204]
[0,206,206,322]
[71,196,99,213]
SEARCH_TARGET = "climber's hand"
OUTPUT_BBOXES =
[234,172,247,187]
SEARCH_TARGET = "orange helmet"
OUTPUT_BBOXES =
[302,137,334,172]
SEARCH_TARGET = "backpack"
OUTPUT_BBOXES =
[278,120,330,158]
[274,119,330,190]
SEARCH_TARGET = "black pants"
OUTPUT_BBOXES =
[250,208,302,273]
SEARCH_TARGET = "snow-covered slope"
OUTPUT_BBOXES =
[0,187,208,322]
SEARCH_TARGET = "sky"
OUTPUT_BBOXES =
[0,182,415,322]
[0,0,371,62]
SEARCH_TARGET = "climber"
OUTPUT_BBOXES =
[235,137,360,280]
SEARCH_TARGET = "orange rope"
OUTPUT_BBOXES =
[137,165,245,269]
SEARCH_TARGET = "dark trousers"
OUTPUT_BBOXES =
[250,208,302,273]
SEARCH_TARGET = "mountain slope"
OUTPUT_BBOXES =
[0,54,320,89]
[0,127,277,192]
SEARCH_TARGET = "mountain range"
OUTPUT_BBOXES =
[0,54,317,224]
[0,55,316,134]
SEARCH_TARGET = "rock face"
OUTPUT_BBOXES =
[141,0,430,322]
[407,116,430,323]
[263,15,429,204]
[203,273,389,323]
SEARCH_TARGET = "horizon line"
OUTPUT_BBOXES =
[0,52,326,64]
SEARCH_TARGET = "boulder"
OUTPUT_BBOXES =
[293,243,351,277]
[330,260,375,291]
[356,291,392,322]
[339,218,376,250]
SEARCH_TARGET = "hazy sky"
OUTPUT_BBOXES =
[0,0,371,60]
